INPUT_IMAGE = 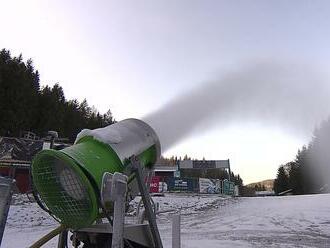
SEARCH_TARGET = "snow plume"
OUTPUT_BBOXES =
[307,119,330,190]
[143,60,330,152]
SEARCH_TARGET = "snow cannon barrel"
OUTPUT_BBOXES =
[31,118,161,229]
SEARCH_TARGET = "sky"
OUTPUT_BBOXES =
[1,0,330,183]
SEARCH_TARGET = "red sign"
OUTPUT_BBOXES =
[150,176,161,193]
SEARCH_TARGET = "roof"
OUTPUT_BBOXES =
[153,165,177,172]
[179,159,230,169]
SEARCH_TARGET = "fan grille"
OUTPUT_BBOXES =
[32,150,98,229]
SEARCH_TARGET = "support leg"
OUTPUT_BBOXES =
[0,177,14,246]
[129,156,163,248]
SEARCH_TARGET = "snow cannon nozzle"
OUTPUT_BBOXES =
[31,118,161,229]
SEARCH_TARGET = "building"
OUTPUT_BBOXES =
[179,159,231,180]
[0,136,69,193]
[153,159,232,180]
[153,166,177,180]
[152,159,234,194]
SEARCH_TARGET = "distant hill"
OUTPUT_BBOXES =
[247,179,274,191]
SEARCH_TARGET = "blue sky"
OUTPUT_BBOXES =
[1,0,330,183]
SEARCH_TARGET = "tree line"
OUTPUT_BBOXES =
[274,118,330,195]
[0,49,114,142]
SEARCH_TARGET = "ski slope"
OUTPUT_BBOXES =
[158,194,330,247]
[2,193,330,247]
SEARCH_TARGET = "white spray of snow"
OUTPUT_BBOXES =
[143,60,330,152]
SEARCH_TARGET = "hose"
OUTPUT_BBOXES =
[29,225,66,248]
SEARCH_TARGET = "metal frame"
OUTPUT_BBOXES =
[108,172,128,248]
[172,214,181,248]
[60,156,163,248]
[128,156,163,248]
[57,230,68,248]
[77,223,154,247]
[0,177,15,246]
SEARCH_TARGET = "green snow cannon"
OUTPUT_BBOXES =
[31,118,161,229]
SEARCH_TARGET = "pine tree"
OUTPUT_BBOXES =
[0,49,40,136]
[274,166,289,194]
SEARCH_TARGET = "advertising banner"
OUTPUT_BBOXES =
[223,180,235,195]
[150,176,161,193]
[174,179,188,191]
[166,177,198,192]
[173,170,180,178]
[199,178,221,194]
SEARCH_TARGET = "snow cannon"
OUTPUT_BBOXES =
[31,118,161,229]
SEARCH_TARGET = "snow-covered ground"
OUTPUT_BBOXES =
[2,193,330,247]
[157,194,330,248]
[2,194,59,247]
